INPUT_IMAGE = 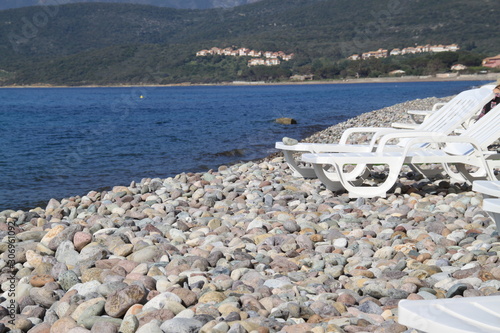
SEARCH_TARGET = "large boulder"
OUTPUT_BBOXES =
[276,117,297,125]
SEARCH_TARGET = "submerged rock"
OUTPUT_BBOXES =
[276,117,297,125]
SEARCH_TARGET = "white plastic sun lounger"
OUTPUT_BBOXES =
[473,180,500,197]
[473,180,500,230]
[398,295,500,333]
[276,86,494,178]
[393,84,495,128]
[392,84,497,130]
[301,104,500,198]
[482,198,500,231]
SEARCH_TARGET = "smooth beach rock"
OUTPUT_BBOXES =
[270,256,299,273]
[55,301,71,318]
[89,320,118,333]
[136,308,175,326]
[72,298,106,322]
[446,283,470,298]
[26,250,44,267]
[2,314,33,331]
[105,284,147,318]
[78,317,123,330]
[98,281,128,297]
[40,225,65,246]
[33,262,55,276]
[142,292,182,311]
[159,318,203,333]
[48,225,84,251]
[79,243,110,264]
[69,281,102,297]
[124,304,143,317]
[74,231,93,251]
[136,321,163,333]
[29,287,58,308]
[55,240,80,268]
[50,316,78,333]
[127,246,161,263]
[112,244,134,257]
[27,322,51,333]
[281,136,299,146]
[198,291,226,304]
[68,328,91,333]
[21,304,46,319]
[119,315,139,333]
[337,293,357,306]
[81,267,104,283]
[59,270,80,291]
[30,274,55,287]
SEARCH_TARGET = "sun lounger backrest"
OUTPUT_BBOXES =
[443,104,500,155]
[418,87,494,134]
[463,104,500,148]
[481,84,497,90]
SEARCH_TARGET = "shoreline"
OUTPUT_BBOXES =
[0,89,493,213]
[0,82,486,213]
[1,73,498,89]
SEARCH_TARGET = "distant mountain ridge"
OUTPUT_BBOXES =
[0,0,263,10]
[0,0,498,85]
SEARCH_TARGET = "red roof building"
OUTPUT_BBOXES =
[483,55,500,68]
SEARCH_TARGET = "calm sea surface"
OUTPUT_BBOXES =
[0,81,491,211]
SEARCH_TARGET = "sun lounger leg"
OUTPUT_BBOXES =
[342,161,402,198]
[408,163,444,179]
[322,163,370,182]
[312,163,346,192]
[314,158,403,198]
[483,199,500,232]
[490,212,500,231]
[283,150,317,178]
[455,163,489,184]
[442,159,494,184]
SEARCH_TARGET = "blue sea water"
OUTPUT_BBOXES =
[0,80,492,211]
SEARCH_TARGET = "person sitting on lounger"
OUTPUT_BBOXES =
[479,84,500,118]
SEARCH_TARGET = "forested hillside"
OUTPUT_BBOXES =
[0,0,498,85]
[0,0,263,10]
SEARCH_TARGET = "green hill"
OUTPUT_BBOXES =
[0,0,263,10]
[0,0,498,85]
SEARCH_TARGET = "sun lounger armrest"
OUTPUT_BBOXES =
[432,102,447,111]
[391,122,419,129]
[377,133,487,156]
[375,131,436,151]
[398,135,484,158]
[421,135,482,148]
[407,110,432,116]
[339,127,395,145]
[406,103,446,115]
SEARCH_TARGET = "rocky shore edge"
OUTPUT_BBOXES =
[2,95,499,333]
[1,72,499,89]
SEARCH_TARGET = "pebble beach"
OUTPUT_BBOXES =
[3,95,500,333]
